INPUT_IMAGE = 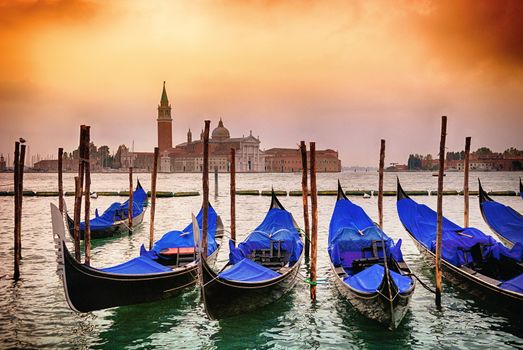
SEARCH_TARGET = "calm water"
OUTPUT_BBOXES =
[0,171,522,349]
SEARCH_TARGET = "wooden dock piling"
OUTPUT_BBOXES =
[300,141,310,259]
[202,120,210,258]
[17,143,25,261]
[83,126,91,266]
[149,148,159,250]
[464,137,471,227]
[214,166,218,197]
[73,126,86,262]
[435,116,447,308]
[230,148,236,246]
[58,148,64,214]
[309,142,318,301]
[378,139,385,228]
[128,166,133,232]
[13,141,21,280]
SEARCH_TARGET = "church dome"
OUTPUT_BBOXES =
[211,118,230,140]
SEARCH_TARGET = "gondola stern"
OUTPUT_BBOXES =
[270,188,285,210]
[478,178,493,203]
[337,180,348,201]
[396,177,409,201]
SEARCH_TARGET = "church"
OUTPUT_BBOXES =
[123,82,340,173]
[156,82,265,173]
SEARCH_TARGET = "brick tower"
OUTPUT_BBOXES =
[157,81,172,151]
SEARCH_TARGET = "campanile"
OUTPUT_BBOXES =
[157,81,172,151]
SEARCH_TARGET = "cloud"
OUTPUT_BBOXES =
[411,0,523,76]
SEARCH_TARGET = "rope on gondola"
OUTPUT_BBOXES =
[298,270,328,285]
[407,273,437,294]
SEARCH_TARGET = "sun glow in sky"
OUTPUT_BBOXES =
[1,0,522,165]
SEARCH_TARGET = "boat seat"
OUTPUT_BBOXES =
[251,240,287,270]
[361,240,385,259]
[159,247,196,266]
[352,257,380,271]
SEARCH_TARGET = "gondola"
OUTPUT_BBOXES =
[479,179,523,248]
[199,190,304,319]
[328,181,415,330]
[52,202,224,312]
[396,179,523,311]
[66,180,147,240]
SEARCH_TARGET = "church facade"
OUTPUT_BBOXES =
[128,82,340,173]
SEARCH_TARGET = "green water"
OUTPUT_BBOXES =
[0,172,522,349]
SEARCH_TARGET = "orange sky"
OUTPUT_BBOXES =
[1,0,522,165]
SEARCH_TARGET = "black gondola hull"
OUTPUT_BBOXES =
[59,240,219,312]
[406,229,523,312]
[330,261,413,330]
[200,253,302,320]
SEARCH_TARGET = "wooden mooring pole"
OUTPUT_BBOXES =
[230,148,236,246]
[435,116,447,308]
[58,147,64,214]
[463,137,471,227]
[214,167,218,197]
[300,141,310,259]
[202,120,210,258]
[378,139,385,228]
[309,142,318,301]
[13,141,20,280]
[83,126,91,266]
[17,143,25,261]
[73,126,86,262]
[149,147,159,250]
[128,166,133,233]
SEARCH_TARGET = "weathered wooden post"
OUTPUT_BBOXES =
[230,148,236,246]
[435,116,447,308]
[13,141,20,280]
[300,141,311,259]
[309,141,318,301]
[214,166,218,197]
[17,143,26,261]
[149,148,159,249]
[202,120,211,258]
[378,139,385,228]
[463,136,471,227]
[73,126,86,262]
[83,126,91,266]
[128,166,133,232]
[58,147,64,214]
[73,176,82,262]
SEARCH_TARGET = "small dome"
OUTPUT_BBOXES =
[211,118,230,140]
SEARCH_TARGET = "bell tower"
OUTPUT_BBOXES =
[157,81,172,151]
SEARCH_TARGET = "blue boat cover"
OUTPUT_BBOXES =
[80,183,147,231]
[499,274,523,293]
[218,258,280,282]
[481,200,523,246]
[101,256,171,274]
[229,208,303,265]
[328,199,404,267]
[397,196,523,292]
[344,264,413,294]
[141,205,219,259]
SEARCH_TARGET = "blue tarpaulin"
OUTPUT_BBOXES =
[397,196,523,293]
[80,183,147,231]
[229,208,303,265]
[344,264,414,293]
[141,205,219,260]
[101,256,171,274]
[328,198,405,267]
[481,200,523,246]
[499,274,523,293]
[218,258,280,282]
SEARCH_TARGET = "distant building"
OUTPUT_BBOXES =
[125,82,341,173]
[264,148,341,172]
[33,159,77,172]
[0,154,6,171]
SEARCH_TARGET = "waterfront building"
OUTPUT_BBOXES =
[264,148,341,172]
